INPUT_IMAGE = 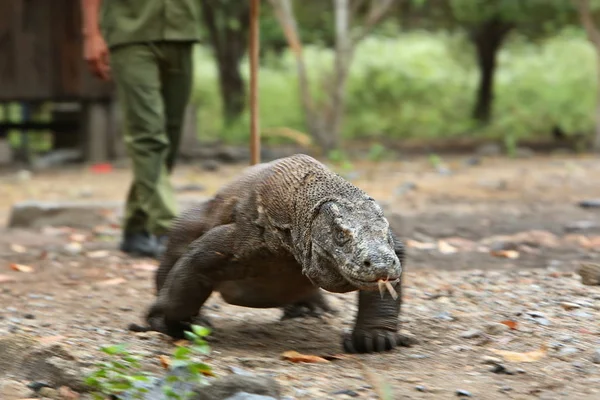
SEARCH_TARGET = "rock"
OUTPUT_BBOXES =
[0,379,33,399]
[456,389,472,397]
[463,157,481,166]
[223,393,278,400]
[459,329,483,339]
[194,375,281,400]
[565,220,599,233]
[560,302,581,311]
[201,160,220,171]
[484,322,509,336]
[8,199,208,229]
[63,242,83,256]
[556,347,579,360]
[0,139,12,165]
[475,143,501,157]
[0,333,38,373]
[481,356,502,365]
[394,182,417,196]
[515,147,535,158]
[175,183,206,193]
[591,349,600,364]
[415,385,427,392]
[489,364,515,375]
[332,389,359,397]
[578,199,600,209]
[38,386,61,399]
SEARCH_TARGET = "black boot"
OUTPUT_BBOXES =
[155,235,169,260]
[120,231,158,258]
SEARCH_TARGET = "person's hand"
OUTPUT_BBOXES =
[83,33,111,81]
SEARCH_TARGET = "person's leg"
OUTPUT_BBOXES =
[153,42,194,255]
[109,43,178,257]
[160,42,193,174]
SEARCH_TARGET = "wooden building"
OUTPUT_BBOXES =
[0,0,117,163]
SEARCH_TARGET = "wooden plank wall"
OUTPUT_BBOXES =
[0,0,113,101]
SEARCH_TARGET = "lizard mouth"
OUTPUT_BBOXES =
[343,275,401,290]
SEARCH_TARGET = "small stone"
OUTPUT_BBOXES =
[489,364,514,375]
[175,183,206,192]
[0,380,33,399]
[27,381,52,392]
[24,313,35,319]
[460,329,483,339]
[201,160,220,171]
[63,242,82,256]
[456,389,472,397]
[557,347,579,359]
[578,199,600,209]
[394,182,417,196]
[560,302,581,310]
[415,385,427,392]
[434,311,454,321]
[484,322,509,336]
[591,349,600,364]
[572,310,593,319]
[332,389,359,397]
[481,356,502,365]
[464,157,481,166]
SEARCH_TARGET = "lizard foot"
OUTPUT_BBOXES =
[280,294,337,320]
[342,329,417,354]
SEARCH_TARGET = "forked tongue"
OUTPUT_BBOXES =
[378,279,398,300]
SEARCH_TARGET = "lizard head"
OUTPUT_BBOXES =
[307,197,403,293]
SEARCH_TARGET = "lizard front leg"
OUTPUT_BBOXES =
[343,230,414,353]
[145,223,239,339]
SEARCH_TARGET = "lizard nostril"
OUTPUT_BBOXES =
[363,260,371,268]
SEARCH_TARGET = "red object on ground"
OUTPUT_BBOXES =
[90,163,113,173]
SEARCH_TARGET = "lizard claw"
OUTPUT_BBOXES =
[342,329,417,354]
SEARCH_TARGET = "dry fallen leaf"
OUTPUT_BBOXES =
[38,335,66,345]
[281,350,330,363]
[173,339,190,347]
[438,240,458,254]
[10,244,27,253]
[0,274,17,283]
[406,240,436,250]
[159,355,171,369]
[58,386,80,400]
[97,277,126,286]
[489,344,547,363]
[86,250,110,259]
[490,249,520,259]
[132,262,158,272]
[10,263,34,273]
[500,320,518,330]
[69,233,87,242]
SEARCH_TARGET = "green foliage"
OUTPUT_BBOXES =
[190,29,598,147]
[86,326,213,400]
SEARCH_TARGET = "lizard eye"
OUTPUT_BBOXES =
[334,226,350,245]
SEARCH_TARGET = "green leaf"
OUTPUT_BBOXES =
[173,346,192,359]
[189,362,212,374]
[191,344,211,355]
[191,325,211,338]
[101,344,128,355]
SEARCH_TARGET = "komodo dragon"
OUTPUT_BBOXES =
[133,154,412,353]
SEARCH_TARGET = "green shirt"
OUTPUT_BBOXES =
[100,0,202,49]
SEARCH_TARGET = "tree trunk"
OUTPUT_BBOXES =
[200,0,249,125]
[594,53,600,151]
[470,18,513,124]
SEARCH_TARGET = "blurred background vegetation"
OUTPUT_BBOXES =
[2,0,600,157]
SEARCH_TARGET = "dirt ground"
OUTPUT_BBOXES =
[1,152,600,399]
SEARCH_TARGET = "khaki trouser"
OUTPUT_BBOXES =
[109,41,193,235]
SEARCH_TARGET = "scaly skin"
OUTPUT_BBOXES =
[577,262,600,286]
[134,154,414,353]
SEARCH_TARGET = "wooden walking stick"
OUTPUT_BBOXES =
[249,0,261,165]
